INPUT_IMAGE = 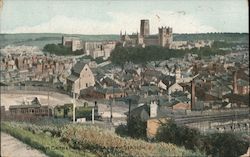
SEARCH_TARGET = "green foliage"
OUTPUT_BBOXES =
[54,104,97,120]
[110,46,176,65]
[43,44,83,56]
[205,132,249,157]
[110,44,228,66]
[1,122,95,157]
[211,41,236,49]
[156,120,250,157]
[115,124,129,137]
[127,116,147,139]
[156,120,203,151]
[61,124,203,156]
[1,121,203,157]
[54,104,73,119]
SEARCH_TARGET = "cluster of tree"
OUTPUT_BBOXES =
[116,116,147,139]
[43,44,83,56]
[211,41,239,49]
[110,44,227,66]
[156,121,249,157]
[116,119,249,157]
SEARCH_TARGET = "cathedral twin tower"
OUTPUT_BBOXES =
[140,19,173,48]
[121,19,173,48]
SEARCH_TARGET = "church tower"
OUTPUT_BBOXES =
[158,27,173,48]
[140,19,150,37]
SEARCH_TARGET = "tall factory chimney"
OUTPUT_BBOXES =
[140,19,150,37]
[191,80,196,110]
[233,71,238,94]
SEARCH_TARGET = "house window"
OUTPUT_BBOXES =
[86,83,88,87]
[85,68,87,71]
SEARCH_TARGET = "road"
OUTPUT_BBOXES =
[1,132,48,157]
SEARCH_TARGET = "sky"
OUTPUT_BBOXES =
[0,0,249,34]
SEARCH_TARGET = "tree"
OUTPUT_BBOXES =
[155,120,250,157]
[127,116,147,139]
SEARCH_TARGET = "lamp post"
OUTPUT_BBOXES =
[72,85,76,123]
[110,97,113,123]
[128,98,131,135]
[47,73,51,117]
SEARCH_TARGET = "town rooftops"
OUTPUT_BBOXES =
[237,79,249,86]
[95,87,124,94]
[72,61,87,75]
[67,74,79,82]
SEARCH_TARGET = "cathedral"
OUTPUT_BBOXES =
[120,19,173,48]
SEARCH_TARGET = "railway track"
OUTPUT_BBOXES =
[172,111,250,124]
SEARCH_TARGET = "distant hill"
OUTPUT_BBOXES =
[0,33,248,49]
[173,33,249,43]
[0,33,119,49]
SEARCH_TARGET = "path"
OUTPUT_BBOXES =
[1,132,48,157]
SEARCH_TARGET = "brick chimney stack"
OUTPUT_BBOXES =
[233,71,238,94]
[191,80,196,110]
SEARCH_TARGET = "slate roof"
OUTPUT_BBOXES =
[100,76,119,87]
[67,74,79,82]
[140,85,160,93]
[95,87,124,94]
[72,61,86,75]
[129,104,150,121]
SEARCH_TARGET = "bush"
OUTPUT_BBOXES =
[115,124,128,137]
[205,132,249,157]
[155,120,250,157]
[110,44,228,66]
[1,121,203,157]
[1,122,93,157]
[43,44,83,56]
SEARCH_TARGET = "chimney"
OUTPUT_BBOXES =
[150,100,158,118]
[233,71,238,94]
[191,80,196,110]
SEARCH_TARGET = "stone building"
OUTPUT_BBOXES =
[158,26,173,47]
[120,19,212,49]
[67,61,95,94]
[62,36,83,51]
[83,41,116,59]
[140,19,150,37]
[120,19,173,48]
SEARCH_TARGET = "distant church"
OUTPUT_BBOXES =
[120,19,173,48]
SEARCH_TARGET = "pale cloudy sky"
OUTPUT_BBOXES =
[0,0,248,34]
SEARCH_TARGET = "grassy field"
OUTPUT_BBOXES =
[1,121,205,157]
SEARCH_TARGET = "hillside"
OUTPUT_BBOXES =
[0,33,248,49]
[1,121,204,157]
[0,33,119,49]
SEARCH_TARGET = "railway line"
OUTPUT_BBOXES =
[171,110,250,124]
